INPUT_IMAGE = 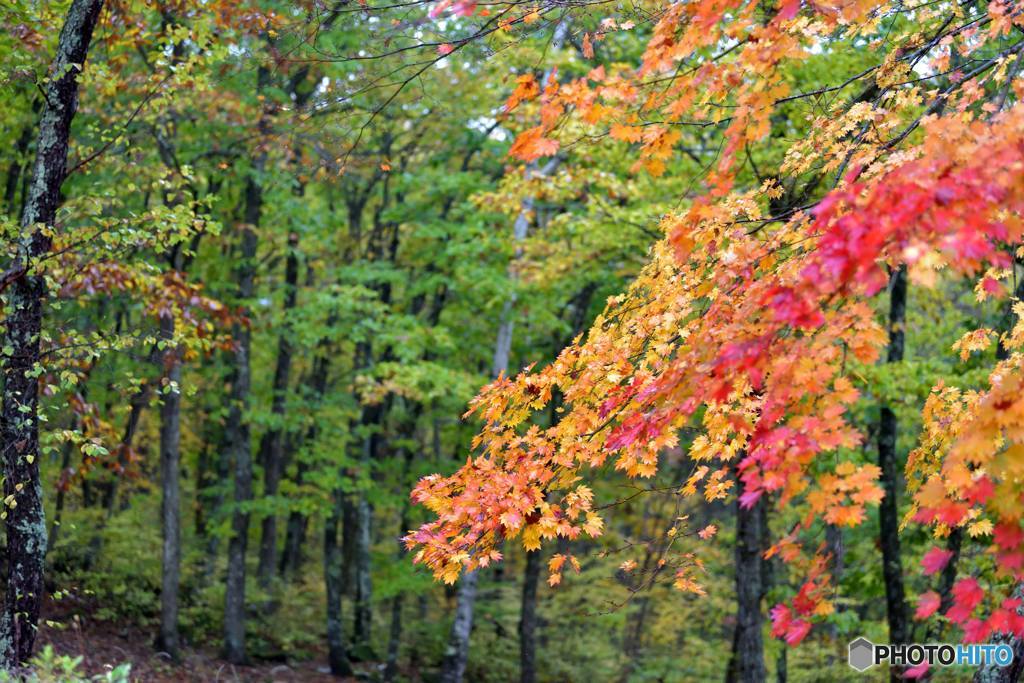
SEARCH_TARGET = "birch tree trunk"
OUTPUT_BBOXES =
[439,136,562,683]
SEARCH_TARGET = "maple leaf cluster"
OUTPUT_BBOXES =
[411,0,1024,650]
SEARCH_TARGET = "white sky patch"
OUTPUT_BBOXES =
[468,116,508,141]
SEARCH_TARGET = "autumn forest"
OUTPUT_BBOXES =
[3,0,1024,681]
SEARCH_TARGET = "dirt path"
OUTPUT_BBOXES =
[35,602,361,682]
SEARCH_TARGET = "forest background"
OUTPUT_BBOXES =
[2,0,1024,681]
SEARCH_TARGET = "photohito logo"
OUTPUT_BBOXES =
[848,637,1014,671]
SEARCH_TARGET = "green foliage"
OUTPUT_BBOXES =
[0,0,1015,680]
[0,647,130,683]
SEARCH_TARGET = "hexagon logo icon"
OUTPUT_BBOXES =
[848,637,875,671]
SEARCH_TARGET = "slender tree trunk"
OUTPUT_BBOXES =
[621,594,654,682]
[157,314,182,659]
[383,593,404,682]
[350,400,382,658]
[342,493,357,592]
[257,232,299,588]
[101,336,161,524]
[283,350,329,580]
[50,441,73,548]
[276,259,318,580]
[0,0,105,668]
[824,523,845,664]
[50,410,82,548]
[382,408,424,683]
[518,285,595,682]
[279,458,308,578]
[728,495,766,683]
[519,550,541,683]
[324,490,354,676]
[352,492,374,652]
[304,347,357,674]
[384,508,409,683]
[441,569,479,683]
[199,414,229,578]
[439,116,563,683]
[103,375,151,518]
[920,528,963,648]
[878,266,909,681]
[84,344,158,571]
[618,513,668,683]
[223,227,259,662]
[223,97,267,660]
[194,442,212,540]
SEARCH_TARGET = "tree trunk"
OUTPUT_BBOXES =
[102,372,152,519]
[620,595,653,683]
[441,569,479,683]
[49,412,81,548]
[519,550,541,683]
[728,495,766,683]
[194,442,212,540]
[383,507,410,682]
[324,490,354,677]
[975,583,1024,682]
[439,104,563,683]
[199,414,229,579]
[383,592,404,682]
[257,232,299,588]
[302,346,357,675]
[974,642,1024,683]
[922,528,962,646]
[878,266,909,681]
[156,313,182,659]
[350,391,384,658]
[342,493,357,592]
[278,325,321,581]
[352,492,374,653]
[0,0,105,668]
[279,458,308,578]
[223,125,266,662]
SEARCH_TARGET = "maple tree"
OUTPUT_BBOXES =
[407,0,1024,678]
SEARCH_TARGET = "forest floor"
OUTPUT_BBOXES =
[36,599,362,682]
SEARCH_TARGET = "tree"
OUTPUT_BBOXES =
[409,0,1024,671]
[0,0,106,667]
[877,265,909,679]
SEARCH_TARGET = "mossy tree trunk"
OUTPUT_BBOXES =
[0,0,105,668]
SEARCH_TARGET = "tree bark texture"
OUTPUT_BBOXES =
[0,0,105,668]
